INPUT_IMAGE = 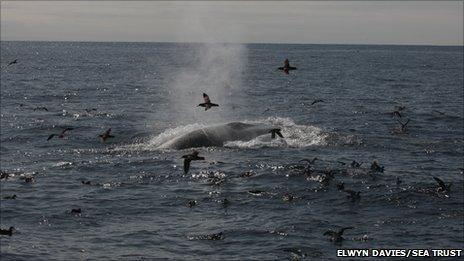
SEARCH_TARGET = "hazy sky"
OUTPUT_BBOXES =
[1,1,463,45]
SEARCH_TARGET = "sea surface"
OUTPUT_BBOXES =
[1,41,463,260]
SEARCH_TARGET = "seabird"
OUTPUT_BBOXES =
[3,195,17,200]
[433,176,452,193]
[391,110,402,118]
[278,58,297,74]
[344,189,361,202]
[396,119,410,132]
[99,128,114,142]
[221,198,230,207]
[0,227,14,236]
[70,208,82,214]
[323,227,354,242]
[198,93,219,111]
[350,161,362,168]
[321,170,334,185]
[7,59,17,66]
[300,157,318,165]
[47,127,74,141]
[282,193,295,202]
[269,128,284,139]
[396,177,402,186]
[187,200,197,208]
[337,182,345,191]
[33,106,48,111]
[0,171,10,180]
[203,232,224,240]
[81,181,91,185]
[310,99,325,106]
[370,160,384,173]
[248,189,265,196]
[300,158,318,175]
[181,150,205,174]
[21,176,34,183]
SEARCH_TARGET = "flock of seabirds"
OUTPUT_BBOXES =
[0,57,460,250]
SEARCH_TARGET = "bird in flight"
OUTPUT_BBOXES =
[433,176,452,193]
[181,150,205,174]
[311,99,325,106]
[7,59,18,66]
[269,128,284,139]
[198,93,219,111]
[47,127,74,141]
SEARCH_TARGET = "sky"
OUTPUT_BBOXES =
[1,1,463,45]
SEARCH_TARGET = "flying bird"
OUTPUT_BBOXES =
[99,128,114,142]
[433,176,452,193]
[269,128,284,139]
[277,59,297,74]
[181,150,205,174]
[310,99,325,106]
[47,127,74,141]
[300,157,318,165]
[7,59,17,66]
[198,93,219,111]
[396,119,410,132]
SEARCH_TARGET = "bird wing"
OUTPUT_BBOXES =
[62,127,74,134]
[339,227,354,234]
[203,93,211,103]
[276,130,284,138]
[47,134,55,140]
[396,119,408,127]
[433,177,446,188]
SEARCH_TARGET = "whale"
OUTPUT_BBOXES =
[157,122,280,150]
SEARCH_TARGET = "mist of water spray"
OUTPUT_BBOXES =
[167,43,247,124]
[164,4,249,125]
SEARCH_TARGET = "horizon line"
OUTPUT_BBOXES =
[1,39,463,47]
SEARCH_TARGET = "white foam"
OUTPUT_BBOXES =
[225,117,328,149]
[127,117,331,151]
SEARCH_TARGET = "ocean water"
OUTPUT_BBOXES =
[0,41,463,260]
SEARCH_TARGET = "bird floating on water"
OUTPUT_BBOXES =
[99,128,114,142]
[323,227,354,243]
[0,227,14,236]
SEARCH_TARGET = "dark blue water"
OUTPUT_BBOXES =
[1,41,463,260]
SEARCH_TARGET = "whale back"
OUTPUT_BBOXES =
[158,122,273,150]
